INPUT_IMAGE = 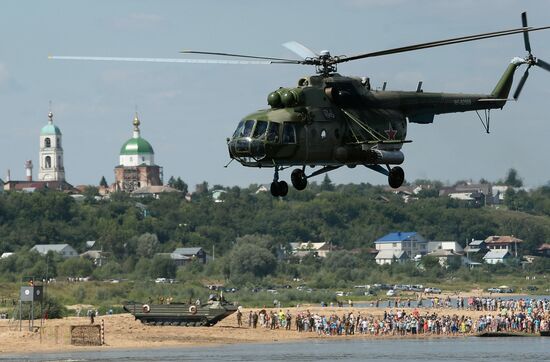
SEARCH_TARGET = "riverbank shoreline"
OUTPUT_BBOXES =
[1,305,547,355]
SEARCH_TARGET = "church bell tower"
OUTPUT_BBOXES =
[38,111,65,181]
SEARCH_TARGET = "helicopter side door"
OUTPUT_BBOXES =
[304,107,341,164]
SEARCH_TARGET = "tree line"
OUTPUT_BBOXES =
[0,175,549,286]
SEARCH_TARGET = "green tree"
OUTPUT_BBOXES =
[228,242,277,281]
[504,168,523,188]
[135,233,159,258]
[99,176,108,188]
[320,175,335,192]
[173,177,188,194]
[149,255,177,279]
[58,257,93,277]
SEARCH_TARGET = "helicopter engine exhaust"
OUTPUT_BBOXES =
[334,146,404,164]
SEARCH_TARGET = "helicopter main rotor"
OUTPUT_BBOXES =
[177,14,550,76]
[50,12,550,79]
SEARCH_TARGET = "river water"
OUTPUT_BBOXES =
[2,337,549,362]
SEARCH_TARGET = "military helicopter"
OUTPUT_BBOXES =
[51,12,550,197]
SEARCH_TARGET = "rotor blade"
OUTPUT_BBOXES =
[48,55,294,65]
[513,68,529,100]
[536,58,550,72]
[179,50,301,63]
[282,41,318,59]
[340,26,550,63]
[521,12,532,53]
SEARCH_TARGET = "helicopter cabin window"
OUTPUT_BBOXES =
[232,120,255,138]
[266,122,280,143]
[241,120,255,137]
[232,121,244,138]
[282,123,296,144]
[253,120,268,139]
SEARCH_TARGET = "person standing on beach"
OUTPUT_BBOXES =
[252,311,258,328]
[236,309,243,327]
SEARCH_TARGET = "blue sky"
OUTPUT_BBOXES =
[1,0,549,189]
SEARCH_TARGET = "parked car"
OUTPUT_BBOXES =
[424,287,442,294]
[386,289,396,297]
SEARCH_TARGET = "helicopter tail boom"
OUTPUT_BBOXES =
[490,58,523,100]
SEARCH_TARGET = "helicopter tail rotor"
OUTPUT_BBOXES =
[513,12,550,100]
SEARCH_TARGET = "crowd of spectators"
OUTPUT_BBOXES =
[244,297,550,336]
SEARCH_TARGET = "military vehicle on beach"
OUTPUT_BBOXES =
[123,296,237,327]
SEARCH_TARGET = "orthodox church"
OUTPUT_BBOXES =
[4,111,74,191]
[113,114,163,192]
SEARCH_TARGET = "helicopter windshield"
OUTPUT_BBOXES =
[233,120,255,138]
[232,120,280,143]
[253,120,268,139]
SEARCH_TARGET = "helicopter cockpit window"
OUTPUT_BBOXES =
[282,123,296,144]
[241,120,255,137]
[253,120,268,139]
[266,122,280,143]
[232,121,244,138]
[232,120,255,138]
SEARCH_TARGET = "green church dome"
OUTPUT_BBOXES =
[41,112,62,135]
[40,124,61,135]
[120,137,154,155]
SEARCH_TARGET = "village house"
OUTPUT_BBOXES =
[484,235,523,257]
[80,250,109,266]
[439,182,492,206]
[425,241,465,267]
[426,249,464,267]
[289,242,332,258]
[427,241,464,254]
[31,244,78,258]
[483,249,512,264]
[464,239,488,256]
[537,243,550,257]
[170,247,207,265]
[375,250,407,265]
[374,232,428,265]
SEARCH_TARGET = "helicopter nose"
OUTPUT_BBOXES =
[228,138,266,159]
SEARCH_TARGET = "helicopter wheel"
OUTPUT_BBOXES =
[271,181,288,197]
[291,169,308,190]
[388,166,405,189]
[278,181,288,196]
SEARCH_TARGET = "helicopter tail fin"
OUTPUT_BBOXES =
[490,58,523,99]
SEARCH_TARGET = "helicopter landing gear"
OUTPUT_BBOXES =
[270,180,288,197]
[270,166,288,197]
[291,168,308,190]
[388,166,405,189]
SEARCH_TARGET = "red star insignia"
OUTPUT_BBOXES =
[385,123,397,140]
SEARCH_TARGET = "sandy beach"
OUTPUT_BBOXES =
[0,305,517,355]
